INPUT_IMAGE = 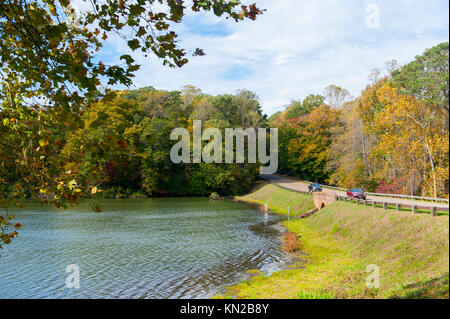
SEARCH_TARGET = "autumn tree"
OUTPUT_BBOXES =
[324,84,350,109]
[374,84,449,198]
[327,101,378,191]
[284,105,340,182]
[391,42,449,128]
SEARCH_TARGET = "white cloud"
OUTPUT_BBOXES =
[101,0,449,116]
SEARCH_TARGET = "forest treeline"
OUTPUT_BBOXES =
[271,42,449,198]
[1,42,448,209]
[1,86,268,202]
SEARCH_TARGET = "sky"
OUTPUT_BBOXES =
[98,0,449,116]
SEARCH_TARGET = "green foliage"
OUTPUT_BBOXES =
[391,42,449,117]
[283,94,325,120]
[276,105,340,182]
[61,87,264,198]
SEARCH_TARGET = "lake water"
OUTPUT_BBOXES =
[0,198,288,299]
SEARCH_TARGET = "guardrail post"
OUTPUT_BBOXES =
[431,207,437,217]
[364,200,367,206]
[383,202,387,210]
[396,203,400,211]
[412,205,417,214]
[372,200,375,208]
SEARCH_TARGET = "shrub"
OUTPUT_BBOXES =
[282,232,300,253]
[375,178,406,194]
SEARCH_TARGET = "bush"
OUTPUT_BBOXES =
[282,232,300,253]
[210,192,220,200]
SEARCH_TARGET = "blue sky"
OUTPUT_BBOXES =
[98,0,449,115]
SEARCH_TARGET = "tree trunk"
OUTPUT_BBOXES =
[425,138,438,198]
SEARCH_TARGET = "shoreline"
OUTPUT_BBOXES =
[224,184,449,299]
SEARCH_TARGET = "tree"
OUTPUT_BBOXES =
[328,101,378,191]
[357,77,389,133]
[283,100,304,120]
[233,89,265,128]
[284,105,340,182]
[268,111,283,127]
[181,85,202,110]
[324,85,350,109]
[374,84,449,198]
[302,94,326,111]
[283,94,325,120]
[391,42,449,119]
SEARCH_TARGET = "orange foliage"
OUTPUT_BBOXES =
[282,232,300,253]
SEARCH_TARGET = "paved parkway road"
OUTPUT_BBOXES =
[261,175,450,210]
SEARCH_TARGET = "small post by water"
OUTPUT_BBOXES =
[431,207,437,217]
[263,203,269,221]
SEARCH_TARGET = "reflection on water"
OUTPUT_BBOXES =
[0,198,288,299]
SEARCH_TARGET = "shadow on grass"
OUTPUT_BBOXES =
[392,274,449,299]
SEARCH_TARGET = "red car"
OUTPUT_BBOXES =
[347,188,366,200]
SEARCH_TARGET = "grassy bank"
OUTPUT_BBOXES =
[235,183,315,216]
[229,184,449,299]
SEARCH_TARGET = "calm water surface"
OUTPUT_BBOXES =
[0,198,288,298]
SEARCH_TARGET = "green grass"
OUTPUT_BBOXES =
[235,183,315,217]
[229,185,449,299]
[342,198,449,215]
[297,291,335,299]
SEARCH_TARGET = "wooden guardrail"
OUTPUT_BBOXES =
[262,176,449,216]
[334,195,449,216]
[270,183,312,196]
[315,183,449,203]
[265,175,449,203]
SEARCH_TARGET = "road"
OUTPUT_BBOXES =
[262,174,450,210]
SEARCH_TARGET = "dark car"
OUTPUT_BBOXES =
[347,188,366,200]
[308,183,322,192]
